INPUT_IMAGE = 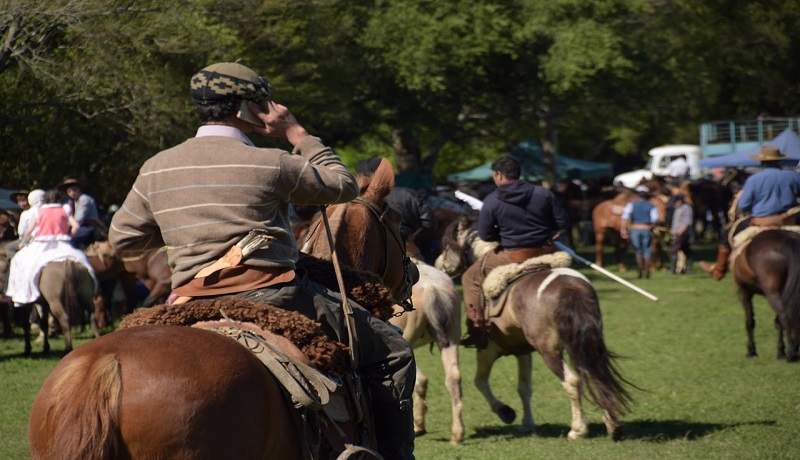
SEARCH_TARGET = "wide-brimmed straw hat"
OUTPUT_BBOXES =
[9,189,30,202]
[750,145,788,162]
[57,178,85,191]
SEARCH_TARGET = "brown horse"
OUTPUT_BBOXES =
[436,213,635,440]
[591,189,667,272]
[732,228,800,362]
[21,260,99,355]
[28,159,405,459]
[301,159,466,445]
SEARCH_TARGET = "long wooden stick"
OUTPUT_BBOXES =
[554,241,659,302]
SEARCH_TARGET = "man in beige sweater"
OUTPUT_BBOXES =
[109,62,415,459]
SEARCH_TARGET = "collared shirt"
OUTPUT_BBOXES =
[738,166,800,217]
[195,125,254,146]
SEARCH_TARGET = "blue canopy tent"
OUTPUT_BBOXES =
[699,128,800,168]
[0,188,21,211]
[446,140,613,183]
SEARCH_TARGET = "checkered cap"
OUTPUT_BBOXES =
[190,62,271,104]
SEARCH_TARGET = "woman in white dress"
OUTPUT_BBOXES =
[5,189,96,306]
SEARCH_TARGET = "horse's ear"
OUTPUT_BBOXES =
[362,158,394,202]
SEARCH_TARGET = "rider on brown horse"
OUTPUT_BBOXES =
[109,62,416,459]
[700,146,800,280]
[460,156,570,348]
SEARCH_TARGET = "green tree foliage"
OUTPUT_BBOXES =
[2,0,800,205]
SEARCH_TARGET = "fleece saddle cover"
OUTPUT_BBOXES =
[481,251,573,319]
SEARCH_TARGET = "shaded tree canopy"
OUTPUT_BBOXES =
[2,0,800,206]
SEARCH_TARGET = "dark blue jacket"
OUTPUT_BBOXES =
[478,180,570,249]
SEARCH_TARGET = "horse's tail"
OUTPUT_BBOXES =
[63,261,91,328]
[30,353,122,459]
[422,279,461,349]
[555,279,635,421]
[781,237,800,331]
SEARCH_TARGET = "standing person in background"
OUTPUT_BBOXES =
[460,155,570,347]
[108,62,415,460]
[668,194,693,274]
[620,185,658,279]
[700,146,800,280]
[58,178,101,249]
[667,155,690,184]
[4,189,34,262]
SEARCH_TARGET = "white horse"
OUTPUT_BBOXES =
[390,256,465,445]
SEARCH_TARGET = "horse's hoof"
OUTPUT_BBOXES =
[567,428,587,440]
[610,425,625,442]
[497,405,516,424]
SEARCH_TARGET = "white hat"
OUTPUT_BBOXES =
[635,185,649,193]
[27,189,45,208]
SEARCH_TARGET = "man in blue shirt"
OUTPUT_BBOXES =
[700,146,800,280]
[620,186,659,278]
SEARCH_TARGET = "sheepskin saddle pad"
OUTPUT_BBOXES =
[120,298,352,410]
[482,251,573,299]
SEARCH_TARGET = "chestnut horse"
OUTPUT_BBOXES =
[591,189,667,272]
[732,228,800,362]
[436,213,635,440]
[21,260,99,355]
[28,161,406,459]
[302,159,465,445]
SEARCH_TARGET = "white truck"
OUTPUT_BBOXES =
[613,144,702,188]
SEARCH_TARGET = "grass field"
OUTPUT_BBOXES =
[2,243,799,459]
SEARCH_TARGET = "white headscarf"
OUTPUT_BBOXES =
[27,189,45,208]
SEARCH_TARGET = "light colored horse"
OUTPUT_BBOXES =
[21,260,99,355]
[436,214,635,440]
[302,158,465,444]
[389,257,464,445]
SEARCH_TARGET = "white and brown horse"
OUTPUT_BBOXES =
[303,159,465,445]
[436,213,635,440]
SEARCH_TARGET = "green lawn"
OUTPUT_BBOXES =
[2,242,799,459]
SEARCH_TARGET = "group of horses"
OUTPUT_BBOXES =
[21,162,800,458]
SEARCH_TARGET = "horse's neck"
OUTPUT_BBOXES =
[466,231,497,261]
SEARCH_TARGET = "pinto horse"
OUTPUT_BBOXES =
[21,260,99,355]
[29,161,407,460]
[302,159,465,445]
[436,213,635,440]
[732,228,800,362]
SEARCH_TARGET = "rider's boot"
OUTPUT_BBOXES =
[373,399,415,460]
[644,257,651,279]
[699,244,731,281]
[460,304,488,349]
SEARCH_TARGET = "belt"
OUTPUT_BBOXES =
[504,246,556,263]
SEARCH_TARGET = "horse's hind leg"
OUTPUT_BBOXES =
[539,351,588,440]
[764,291,791,361]
[474,343,517,425]
[514,353,535,434]
[440,344,464,444]
[412,364,428,437]
[738,289,757,358]
[773,316,787,361]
